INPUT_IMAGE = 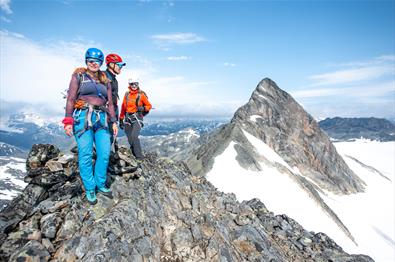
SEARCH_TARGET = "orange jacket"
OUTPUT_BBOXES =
[119,88,152,120]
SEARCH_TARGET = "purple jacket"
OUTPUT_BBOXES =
[65,71,116,123]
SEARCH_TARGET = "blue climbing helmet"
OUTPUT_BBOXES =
[85,48,104,64]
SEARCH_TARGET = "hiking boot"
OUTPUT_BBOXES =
[97,187,113,199]
[86,190,97,205]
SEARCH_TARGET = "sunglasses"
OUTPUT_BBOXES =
[129,82,139,87]
[86,59,102,66]
[116,62,125,69]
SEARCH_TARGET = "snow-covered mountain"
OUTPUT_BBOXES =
[319,117,395,141]
[118,119,225,160]
[0,113,69,210]
[0,156,27,211]
[0,112,69,152]
[186,78,394,261]
[140,118,226,136]
[140,128,200,161]
[0,142,27,158]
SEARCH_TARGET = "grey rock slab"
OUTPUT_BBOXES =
[9,240,50,262]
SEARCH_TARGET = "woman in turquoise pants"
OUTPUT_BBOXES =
[62,48,118,205]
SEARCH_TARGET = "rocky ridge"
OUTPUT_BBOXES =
[0,144,372,261]
[319,117,395,141]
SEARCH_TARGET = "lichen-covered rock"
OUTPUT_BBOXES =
[40,212,62,239]
[26,144,60,171]
[9,240,50,262]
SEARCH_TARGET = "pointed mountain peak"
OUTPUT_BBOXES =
[255,77,278,93]
[251,78,286,100]
[192,77,365,195]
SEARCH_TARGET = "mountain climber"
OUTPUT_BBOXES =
[62,47,118,205]
[105,53,125,150]
[119,78,152,165]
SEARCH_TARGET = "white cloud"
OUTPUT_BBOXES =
[292,88,344,98]
[326,54,395,68]
[0,30,81,112]
[0,0,12,14]
[0,30,234,118]
[223,62,236,67]
[151,33,205,45]
[292,81,395,99]
[299,56,395,118]
[167,56,190,61]
[375,55,395,62]
[311,55,395,86]
[1,16,11,23]
[309,65,394,86]
[116,72,237,117]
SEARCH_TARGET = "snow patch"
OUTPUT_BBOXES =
[249,115,263,122]
[0,157,27,200]
[180,128,199,142]
[258,94,268,100]
[0,189,21,200]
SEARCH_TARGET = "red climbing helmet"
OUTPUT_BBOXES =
[105,54,126,67]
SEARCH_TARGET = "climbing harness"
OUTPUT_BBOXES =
[73,103,109,138]
[125,112,143,129]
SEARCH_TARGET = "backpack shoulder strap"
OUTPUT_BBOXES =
[140,90,148,99]
[136,91,141,107]
[125,91,131,106]
[73,68,86,97]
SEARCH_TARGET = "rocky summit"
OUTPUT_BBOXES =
[0,144,372,261]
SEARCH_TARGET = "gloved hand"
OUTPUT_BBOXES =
[119,119,125,130]
[137,106,145,112]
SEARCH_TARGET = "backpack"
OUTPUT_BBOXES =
[125,90,149,116]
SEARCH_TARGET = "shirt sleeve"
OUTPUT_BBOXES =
[65,74,79,117]
[142,93,152,111]
[107,82,116,122]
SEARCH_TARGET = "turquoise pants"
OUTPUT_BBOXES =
[73,109,110,191]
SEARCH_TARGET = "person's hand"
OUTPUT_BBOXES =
[112,123,118,137]
[138,106,145,112]
[119,119,125,130]
[64,125,73,137]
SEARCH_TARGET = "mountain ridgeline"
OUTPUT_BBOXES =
[319,117,395,141]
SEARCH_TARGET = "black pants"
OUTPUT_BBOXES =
[125,120,143,159]
[109,107,119,145]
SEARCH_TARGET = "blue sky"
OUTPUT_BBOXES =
[0,0,394,119]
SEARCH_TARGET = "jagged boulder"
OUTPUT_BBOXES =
[26,144,60,172]
[0,144,373,261]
